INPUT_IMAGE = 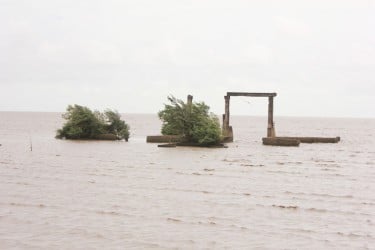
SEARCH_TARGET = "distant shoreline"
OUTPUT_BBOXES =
[0,111,373,120]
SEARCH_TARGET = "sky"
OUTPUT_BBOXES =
[0,0,374,117]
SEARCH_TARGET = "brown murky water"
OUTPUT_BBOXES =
[0,112,374,249]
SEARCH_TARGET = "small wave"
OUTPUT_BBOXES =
[267,170,301,175]
[16,182,30,186]
[223,158,251,163]
[203,168,215,171]
[272,204,298,210]
[306,207,328,213]
[289,228,315,234]
[9,202,46,208]
[310,193,353,199]
[167,217,182,222]
[317,163,341,168]
[240,164,264,167]
[362,202,375,206]
[284,191,354,199]
[304,207,370,216]
[336,232,374,239]
[312,159,336,163]
[321,168,336,172]
[197,221,217,226]
[95,210,121,216]
[230,224,249,230]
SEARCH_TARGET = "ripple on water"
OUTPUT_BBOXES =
[1,113,375,249]
[8,202,47,208]
[272,204,299,210]
[167,217,182,223]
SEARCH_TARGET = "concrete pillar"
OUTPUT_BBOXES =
[224,95,230,131]
[267,96,276,137]
[222,114,226,132]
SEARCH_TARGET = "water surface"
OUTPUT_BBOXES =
[0,112,374,249]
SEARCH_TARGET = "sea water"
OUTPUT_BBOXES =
[0,112,374,249]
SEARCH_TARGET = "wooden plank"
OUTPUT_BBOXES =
[227,92,277,97]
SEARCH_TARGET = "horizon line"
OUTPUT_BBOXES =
[0,110,373,119]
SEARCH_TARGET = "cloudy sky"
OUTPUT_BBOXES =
[0,0,374,117]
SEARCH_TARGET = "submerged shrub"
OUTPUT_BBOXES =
[158,96,221,146]
[56,104,130,141]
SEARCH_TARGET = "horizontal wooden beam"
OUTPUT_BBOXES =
[227,92,277,97]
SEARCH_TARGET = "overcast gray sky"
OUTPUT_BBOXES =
[0,0,374,117]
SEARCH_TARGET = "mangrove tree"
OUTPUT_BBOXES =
[56,104,130,141]
[158,96,221,146]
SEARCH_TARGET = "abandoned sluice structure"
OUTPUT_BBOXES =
[222,92,277,142]
[222,92,340,146]
[147,92,340,147]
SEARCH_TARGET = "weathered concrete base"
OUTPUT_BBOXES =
[176,142,227,148]
[95,134,119,140]
[276,136,340,143]
[262,136,340,147]
[148,136,228,148]
[222,126,233,143]
[262,137,300,146]
[158,143,177,148]
[146,135,183,143]
[58,133,125,141]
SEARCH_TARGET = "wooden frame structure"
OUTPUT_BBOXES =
[222,92,277,141]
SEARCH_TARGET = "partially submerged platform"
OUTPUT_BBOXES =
[262,136,340,146]
[276,136,340,143]
[262,137,300,147]
[146,135,183,143]
[148,136,227,148]
[157,143,177,148]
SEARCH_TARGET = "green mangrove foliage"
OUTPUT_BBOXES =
[158,96,221,146]
[56,104,130,141]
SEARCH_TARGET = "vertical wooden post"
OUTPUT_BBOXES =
[267,96,275,137]
[187,95,193,105]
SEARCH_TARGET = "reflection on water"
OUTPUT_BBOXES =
[0,112,374,249]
